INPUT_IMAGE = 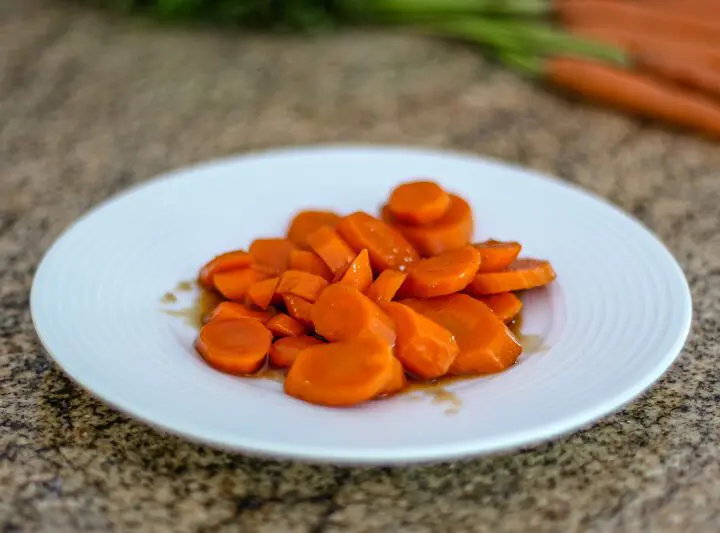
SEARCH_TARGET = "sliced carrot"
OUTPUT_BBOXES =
[269,335,323,368]
[477,292,523,323]
[474,240,522,273]
[402,294,521,375]
[287,210,341,249]
[381,302,459,379]
[282,294,314,327]
[288,249,333,281]
[339,249,373,292]
[401,245,481,298]
[284,336,394,406]
[195,318,273,375]
[468,259,557,295]
[312,283,395,346]
[365,270,407,304]
[306,226,357,276]
[249,238,297,276]
[388,180,450,225]
[266,313,307,337]
[213,269,267,302]
[198,250,251,288]
[247,277,279,310]
[276,270,329,303]
[204,301,273,324]
[382,194,473,257]
[379,356,408,396]
[335,212,419,271]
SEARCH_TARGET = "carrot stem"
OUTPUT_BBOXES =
[353,0,552,18]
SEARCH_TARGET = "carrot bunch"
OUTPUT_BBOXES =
[194,180,556,407]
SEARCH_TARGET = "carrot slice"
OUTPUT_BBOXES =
[247,277,279,310]
[388,180,451,224]
[249,238,297,276]
[402,294,521,375]
[335,212,419,271]
[269,335,323,368]
[289,249,333,281]
[382,194,473,257]
[198,250,251,288]
[474,240,522,273]
[276,270,329,303]
[213,269,267,302]
[339,249,373,292]
[284,336,394,406]
[379,356,408,396]
[477,292,523,323]
[312,283,395,346]
[381,302,459,379]
[401,245,481,298]
[364,270,407,304]
[287,210,341,249]
[195,318,273,375]
[204,301,273,324]
[306,226,357,276]
[266,313,307,337]
[468,259,557,295]
[282,294,314,327]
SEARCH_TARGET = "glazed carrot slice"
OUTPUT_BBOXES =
[364,270,407,304]
[477,292,523,323]
[339,249,373,292]
[204,301,273,324]
[335,212,419,271]
[247,277,279,310]
[401,245,481,298]
[381,302,459,379]
[468,259,557,296]
[266,313,307,337]
[249,238,297,276]
[269,335,323,368]
[388,180,451,224]
[379,356,408,396]
[382,194,473,257]
[284,336,394,406]
[312,283,395,346]
[306,226,357,276]
[288,249,333,281]
[213,269,267,302]
[282,294,314,327]
[276,270,329,303]
[198,250,251,288]
[287,210,342,249]
[474,240,522,273]
[195,318,273,375]
[403,294,521,375]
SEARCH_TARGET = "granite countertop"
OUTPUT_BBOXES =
[1,1,719,531]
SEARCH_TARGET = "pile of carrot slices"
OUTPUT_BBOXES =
[195,180,557,407]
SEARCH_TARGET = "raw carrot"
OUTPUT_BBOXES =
[266,313,307,337]
[382,194,473,257]
[339,249,373,293]
[401,245,481,298]
[198,250,251,288]
[282,294,314,327]
[288,249,333,281]
[474,240,522,273]
[213,269,267,302]
[249,238,297,276]
[195,318,273,375]
[477,292,523,322]
[388,180,450,225]
[379,356,408,396]
[269,335,323,368]
[276,270,329,303]
[403,294,521,375]
[365,270,407,304]
[468,258,557,295]
[287,210,342,249]
[247,277,279,310]
[306,226,357,276]
[204,301,273,324]
[381,302,459,379]
[335,212,419,271]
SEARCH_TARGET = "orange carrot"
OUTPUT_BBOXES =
[335,212,419,271]
[381,302,459,379]
[266,313,307,337]
[276,270,329,303]
[403,294,521,375]
[247,277,279,310]
[269,335,323,368]
[195,318,273,375]
[306,226,357,276]
[204,301,273,324]
[339,249,373,292]
[477,292,523,322]
[468,258,556,296]
[198,250,251,288]
[388,180,450,225]
[382,194,473,257]
[401,245,481,298]
[288,249,333,281]
[365,270,408,304]
[379,356,408,396]
[474,240,522,273]
[287,210,341,249]
[249,238,297,276]
[213,269,267,302]
[282,294,314,327]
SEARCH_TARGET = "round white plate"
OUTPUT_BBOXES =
[31,146,691,465]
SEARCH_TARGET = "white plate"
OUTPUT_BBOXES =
[31,146,691,465]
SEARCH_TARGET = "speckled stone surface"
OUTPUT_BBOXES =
[1,1,719,532]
